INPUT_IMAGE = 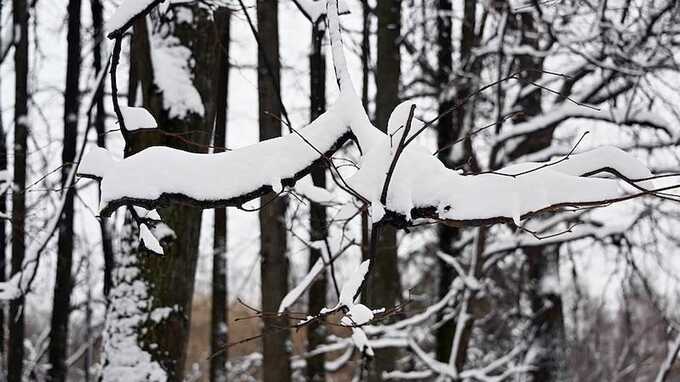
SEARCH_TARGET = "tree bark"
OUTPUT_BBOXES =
[90,0,114,301]
[48,0,82,379]
[8,0,28,380]
[306,20,327,382]
[256,1,292,381]
[210,7,230,382]
[368,0,402,378]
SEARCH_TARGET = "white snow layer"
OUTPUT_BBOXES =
[92,102,350,212]
[140,223,164,255]
[294,0,350,23]
[278,257,325,313]
[121,106,158,131]
[337,260,370,308]
[150,33,205,118]
[107,0,159,36]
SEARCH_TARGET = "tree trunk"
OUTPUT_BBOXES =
[256,1,292,381]
[434,0,459,363]
[8,0,28,380]
[0,0,6,373]
[511,12,567,381]
[48,0,81,379]
[368,0,402,378]
[306,20,327,382]
[90,0,114,301]
[210,7,230,382]
[526,246,567,381]
[101,6,218,380]
[439,0,480,369]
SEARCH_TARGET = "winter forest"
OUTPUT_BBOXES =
[1,0,680,381]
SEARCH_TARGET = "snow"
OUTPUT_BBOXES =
[337,260,370,308]
[140,224,164,255]
[340,303,374,326]
[91,105,350,213]
[78,147,119,179]
[107,0,161,37]
[294,0,351,23]
[85,1,657,227]
[150,33,205,118]
[121,106,158,131]
[278,257,325,313]
[294,175,335,204]
[102,227,167,381]
[351,328,374,356]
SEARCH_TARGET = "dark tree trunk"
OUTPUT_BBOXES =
[210,7,230,382]
[8,0,29,380]
[48,0,82,379]
[441,0,480,370]
[306,21,327,382]
[368,0,402,378]
[255,1,292,381]
[434,0,459,364]
[90,0,114,301]
[0,0,6,372]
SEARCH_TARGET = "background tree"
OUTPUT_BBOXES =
[256,0,292,380]
[306,16,328,382]
[8,0,29,379]
[367,0,402,378]
[48,0,82,379]
[211,6,230,382]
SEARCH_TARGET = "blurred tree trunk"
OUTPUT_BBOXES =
[444,0,479,369]
[434,0,459,363]
[512,11,567,381]
[48,0,82,379]
[210,7,230,382]
[526,246,567,381]
[0,0,6,372]
[8,0,28,380]
[256,1,292,381]
[306,20,327,382]
[101,6,218,380]
[90,0,114,301]
[360,0,371,263]
[368,0,402,378]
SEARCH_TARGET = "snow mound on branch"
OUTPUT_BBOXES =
[341,303,374,326]
[93,106,349,213]
[347,102,654,225]
[79,147,119,179]
[107,0,160,37]
[294,175,335,204]
[121,106,158,131]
